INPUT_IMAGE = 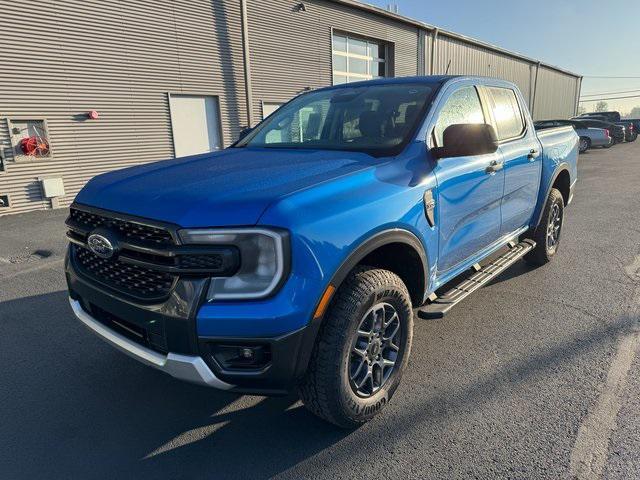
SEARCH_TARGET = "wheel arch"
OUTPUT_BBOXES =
[293,229,428,381]
[328,229,428,307]
[533,166,571,228]
[552,169,571,206]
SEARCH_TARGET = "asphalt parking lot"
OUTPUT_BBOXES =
[1,142,639,480]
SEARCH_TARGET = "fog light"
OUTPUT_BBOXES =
[209,344,271,370]
[240,347,254,360]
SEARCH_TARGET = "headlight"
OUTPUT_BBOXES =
[178,228,287,300]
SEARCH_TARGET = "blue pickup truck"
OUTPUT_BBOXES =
[65,76,578,427]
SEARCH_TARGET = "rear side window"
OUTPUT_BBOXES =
[486,87,525,141]
[434,86,485,146]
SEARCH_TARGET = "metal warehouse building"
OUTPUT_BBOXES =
[0,0,582,215]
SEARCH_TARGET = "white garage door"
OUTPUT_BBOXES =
[262,101,283,120]
[169,94,222,157]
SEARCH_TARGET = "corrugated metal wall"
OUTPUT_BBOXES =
[246,0,420,122]
[0,0,247,215]
[432,33,535,107]
[0,0,580,216]
[533,66,581,120]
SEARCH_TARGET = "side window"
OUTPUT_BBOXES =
[486,87,525,141]
[434,86,485,146]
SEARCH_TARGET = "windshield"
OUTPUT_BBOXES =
[236,82,437,156]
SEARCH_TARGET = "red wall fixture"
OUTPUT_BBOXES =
[20,136,50,156]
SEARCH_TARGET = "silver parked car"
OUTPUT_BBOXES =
[535,120,611,153]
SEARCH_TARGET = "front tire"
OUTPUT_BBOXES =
[298,267,413,428]
[525,188,564,266]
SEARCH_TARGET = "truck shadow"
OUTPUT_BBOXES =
[486,259,534,286]
[0,290,349,480]
[1,289,633,479]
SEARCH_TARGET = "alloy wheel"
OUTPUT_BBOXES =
[546,202,562,252]
[349,302,401,397]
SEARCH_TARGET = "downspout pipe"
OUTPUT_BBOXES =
[531,61,541,120]
[240,0,254,127]
[430,28,439,75]
[575,76,583,116]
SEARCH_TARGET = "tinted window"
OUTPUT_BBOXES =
[237,83,435,156]
[486,87,525,140]
[434,86,485,146]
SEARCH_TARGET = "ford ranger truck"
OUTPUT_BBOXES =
[65,76,578,428]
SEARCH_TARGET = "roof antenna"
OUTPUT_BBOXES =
[445,59,452,75]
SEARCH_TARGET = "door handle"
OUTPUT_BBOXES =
[528,149,540,161]
[485,160,503,174]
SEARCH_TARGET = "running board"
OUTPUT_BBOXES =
[417,239,536,319]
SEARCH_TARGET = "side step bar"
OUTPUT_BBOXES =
[417,239,536,319]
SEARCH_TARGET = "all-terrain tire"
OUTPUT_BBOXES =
[524,187,564,266]
[297,267,413,428]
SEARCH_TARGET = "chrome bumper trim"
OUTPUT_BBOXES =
[69,298,233,390]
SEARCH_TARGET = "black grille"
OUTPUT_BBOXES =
[74,246,176,301]
[70,208,174,246]
[178,254,225,270]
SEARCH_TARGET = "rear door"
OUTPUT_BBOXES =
[431,84,505,273]
[483,86,541,235]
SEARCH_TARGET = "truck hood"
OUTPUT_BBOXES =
[75,147,379,227]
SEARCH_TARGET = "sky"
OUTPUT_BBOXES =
[364,0,640,115]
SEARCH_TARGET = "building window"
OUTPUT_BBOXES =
[332,33,387,85]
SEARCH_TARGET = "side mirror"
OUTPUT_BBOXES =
[238,126,253,141]
[432,123,499,159]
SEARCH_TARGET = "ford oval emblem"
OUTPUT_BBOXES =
[87,233,116,259]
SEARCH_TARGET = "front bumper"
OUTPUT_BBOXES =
[69,298,233,389]
[66,247,319,394]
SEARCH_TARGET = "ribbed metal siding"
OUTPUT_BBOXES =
[532,66,580,120]
[246,0,419,122]
[433,34,534,106]
[0,0,247,215]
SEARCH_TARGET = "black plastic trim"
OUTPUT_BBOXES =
[198,326,308,395]
[533,165,571,228]
[328,229,428,298]
[67,231,241,276]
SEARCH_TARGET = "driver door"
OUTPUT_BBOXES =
[431,85,505,273]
